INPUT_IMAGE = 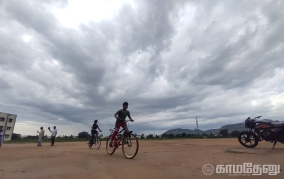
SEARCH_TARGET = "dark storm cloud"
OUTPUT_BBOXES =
[189,1,284,89]
[0,0,284,135]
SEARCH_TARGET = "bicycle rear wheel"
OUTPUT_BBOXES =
[122,133,139,159]
[88,137,93,148]
[106,135,116,155]
[93,137,101,149]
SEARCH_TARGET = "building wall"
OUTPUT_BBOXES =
[0,112,17,141]
[0,112,8,131]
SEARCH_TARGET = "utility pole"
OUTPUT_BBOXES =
[196,116,199,136]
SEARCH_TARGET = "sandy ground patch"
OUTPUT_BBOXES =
[1,139,284,179]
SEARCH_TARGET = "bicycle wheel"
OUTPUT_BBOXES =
[88,137,93,148]
[122,133,139,159]
[106,135,116,155]
[93,136,101,149]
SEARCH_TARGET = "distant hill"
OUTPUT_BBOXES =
[219,123,245,133]
[163,123,246,135]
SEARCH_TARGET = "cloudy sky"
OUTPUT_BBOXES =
[0,0,284,136]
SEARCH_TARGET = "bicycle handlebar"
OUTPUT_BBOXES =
[109,120,134,131]
[125,119,134,122]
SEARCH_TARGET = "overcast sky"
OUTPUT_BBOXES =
[0,0,284,136]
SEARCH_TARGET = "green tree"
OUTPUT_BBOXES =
[12,133,21,140]
[182,133,187,138]
[147,134,154,139]
[161,133,168,138]
[24,135,38,139]
[168,133,174,138]
[140,134,145,139]
[78,131,90,138]
[230,130,240,137]
[202,133,208,137]
[219,129,228,137]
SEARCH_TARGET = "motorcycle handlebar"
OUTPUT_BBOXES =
[246,116,262,121]
[252,116,262,120]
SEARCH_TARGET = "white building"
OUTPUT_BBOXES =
[0,112,17,141]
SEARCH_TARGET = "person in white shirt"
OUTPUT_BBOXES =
[0,129,3,147]
[48,126,57,146]
[37,127,45,146]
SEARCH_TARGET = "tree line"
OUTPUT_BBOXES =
[8,133,86,143]
[8,131,108,143]
[139,129,241,139]
[7,129,240,143]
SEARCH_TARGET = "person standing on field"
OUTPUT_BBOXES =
[48,126,57,146]
[0,129,3,147]
[37,127,45,146]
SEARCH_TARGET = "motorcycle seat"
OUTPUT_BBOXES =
[257,119,273,123]
[271,122,284,127]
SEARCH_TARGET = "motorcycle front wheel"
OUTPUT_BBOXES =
[238,131,258,148]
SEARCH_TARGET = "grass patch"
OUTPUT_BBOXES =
[225,149,245,154]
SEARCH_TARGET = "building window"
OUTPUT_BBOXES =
[5,135,10,139]
[0,126,3,130]
[7,126,11,130]
[9,118,13,123]
[0,117,5,122]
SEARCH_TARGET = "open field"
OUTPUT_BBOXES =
[1,139,284,179]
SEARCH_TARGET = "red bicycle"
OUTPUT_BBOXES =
[106,120,139,159]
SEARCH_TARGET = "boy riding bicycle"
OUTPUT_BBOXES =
[89,120,102,146]
[110,102,134,147]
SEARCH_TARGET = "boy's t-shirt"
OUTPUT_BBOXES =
[115,109,130,123]
[92,124,98,130]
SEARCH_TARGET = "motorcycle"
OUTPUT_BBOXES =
[238,116,284,149]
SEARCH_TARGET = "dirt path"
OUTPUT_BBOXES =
[1,139,284,179]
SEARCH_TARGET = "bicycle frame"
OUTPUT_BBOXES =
[90,131,101,144]
[109,120,133,149]
[106,119,139,159]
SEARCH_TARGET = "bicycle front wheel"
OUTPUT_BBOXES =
[122,133,139,159]
[93,137,101,149]
[106,135,116,155]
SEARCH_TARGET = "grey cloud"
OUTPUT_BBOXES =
[188,3,284,89]
[0,0,284,136]
[0,77,12,90]
[43,0,68,8]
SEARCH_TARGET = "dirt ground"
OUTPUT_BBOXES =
[1,139,284,179]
